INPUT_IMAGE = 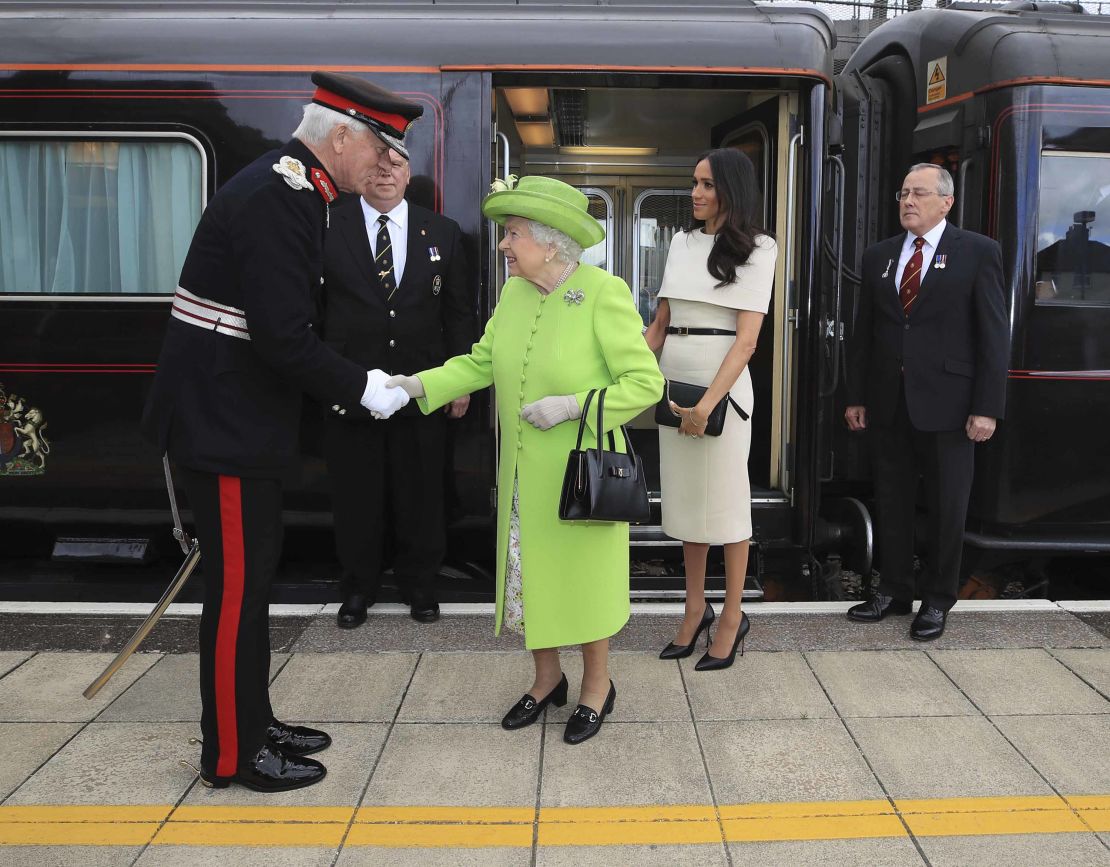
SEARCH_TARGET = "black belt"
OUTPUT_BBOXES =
[666,326,736,336]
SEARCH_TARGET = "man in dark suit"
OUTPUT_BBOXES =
[844,163,1009,641]
[142,73,420,791]
[322,150,478,627]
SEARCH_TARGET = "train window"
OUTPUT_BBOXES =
[579,188,613,272]
[633,190,693,326]
[0,135,203,297]
[1035,150,1110,306]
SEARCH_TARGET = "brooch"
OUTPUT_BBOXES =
[489,174,518,193]
[563,288,584,306]
[272,156,312,191]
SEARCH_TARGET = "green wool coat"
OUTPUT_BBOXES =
[417,265,664,649]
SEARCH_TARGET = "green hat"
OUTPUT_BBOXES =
[482,175,605,249]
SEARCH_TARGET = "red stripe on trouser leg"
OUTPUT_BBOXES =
[215,475,246,777]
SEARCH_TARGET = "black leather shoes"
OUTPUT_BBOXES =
[911,605,948,641]
[502,673,568,730]
[201,744,326,793]
[563,681,616,745]
[660,603,715,660]
[409,598,440,624]
[337,593,370,629]
[847,593,913,622]
[267,719,331,756]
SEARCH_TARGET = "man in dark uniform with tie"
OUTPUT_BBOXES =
[322,149,478,627]
[142,73,422,792]
[844,163,1009,641]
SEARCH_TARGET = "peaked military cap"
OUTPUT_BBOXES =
[311,72,423,159]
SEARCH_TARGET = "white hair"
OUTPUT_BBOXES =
[908,162,955,197]
[526,220,584,263]
[292,102,371,145]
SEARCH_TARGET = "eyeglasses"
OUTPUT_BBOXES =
[895,188,945,202]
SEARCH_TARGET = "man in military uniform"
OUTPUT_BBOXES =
[142,73,422,792]
[321,150,477,627]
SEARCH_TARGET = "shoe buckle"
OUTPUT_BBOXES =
[588,712,597,723]
[523,698,534,710]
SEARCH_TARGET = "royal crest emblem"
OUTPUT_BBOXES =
[0,383,50,476]
[272,156,313,191]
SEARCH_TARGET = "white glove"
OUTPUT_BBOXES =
[361,369,409,419]
[384,374,425,398]
[521,394,580,430]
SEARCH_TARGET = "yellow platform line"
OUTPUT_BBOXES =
[1,795,1108,848]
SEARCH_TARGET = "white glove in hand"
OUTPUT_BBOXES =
[520,394,580,430]
[385,374,425,398]
[361,369,409,419]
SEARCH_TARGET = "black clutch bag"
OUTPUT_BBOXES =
[559,388,650,524]
[654,379,749,437]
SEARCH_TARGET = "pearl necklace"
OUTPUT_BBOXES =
[543,260,576,295]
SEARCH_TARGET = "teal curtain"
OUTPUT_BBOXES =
[0,139,201,295]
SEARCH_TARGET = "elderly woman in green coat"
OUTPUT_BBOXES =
[386,177,663,744]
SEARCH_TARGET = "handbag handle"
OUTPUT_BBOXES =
[575,388,641,482]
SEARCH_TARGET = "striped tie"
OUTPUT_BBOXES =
[899,236,925,314]
[374,215,396,299]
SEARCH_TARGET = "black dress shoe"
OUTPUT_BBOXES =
[694,612,750,671]
[659,603,715,660]
[502,673,568,730]
[563,681,616,745]
[267,719,332,756]
[846,594,913,622]
[201,744,326,793]
[409,598,440,624]
[337,593,370,629]
[911,605,948,641]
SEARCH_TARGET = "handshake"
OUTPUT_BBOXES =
[359,369,426,419]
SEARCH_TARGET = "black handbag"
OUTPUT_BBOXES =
[654,379,749,437]
[559,388,650,524]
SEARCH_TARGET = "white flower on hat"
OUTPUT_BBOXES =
[273,156,313,191]
[489,174,518,194]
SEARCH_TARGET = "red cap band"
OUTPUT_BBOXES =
[312,86,409,135]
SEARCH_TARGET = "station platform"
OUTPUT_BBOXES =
[0,599,1107,866]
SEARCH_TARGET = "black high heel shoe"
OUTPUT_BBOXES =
[501,673,569,730]
[694,611,750,671]
[659,603,715,660]
[563,681,616,745]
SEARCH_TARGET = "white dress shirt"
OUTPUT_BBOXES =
[361,197,408,286]
[894,218,947,292]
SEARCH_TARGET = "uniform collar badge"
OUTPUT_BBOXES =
[310,168,337,204]
[273,156,312,191]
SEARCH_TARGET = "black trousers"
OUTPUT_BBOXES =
[870,388,975,612]
[178,466,282,778]
[324,411,446,601]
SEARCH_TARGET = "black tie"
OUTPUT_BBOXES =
[374,214,395,298]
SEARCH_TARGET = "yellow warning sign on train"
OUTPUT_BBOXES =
[926,57,948,104]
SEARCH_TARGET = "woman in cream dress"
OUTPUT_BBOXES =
[644,149,776,671]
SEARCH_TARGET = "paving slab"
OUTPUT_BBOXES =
[0,651,31,679]
[806,651,976,718]
[541,721,710,807]
[546,653,690,723]
[98,653,289,722]
[0,847,145,866]
[918,832,1109,866]
[728,837,924,866]
[0,651,160,722]
[1074,611,1110,641]
[268,652,417,722]
[537,843,728,865]
[337,848,529,866]
[1050,648,1110,698]
[5,722,198,805]
[847,716,1054,799]
[930,649,1109,715]
[0,722,83,799]
[137,847,338,866]
[681,651,835,721]
[698,719,885,804]
[398,652,539,723]
[361,722,540,807]
[992,714,1110,794]
[180,722,388,808]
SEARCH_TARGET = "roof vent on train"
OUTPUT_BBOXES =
[999,1,1087,12]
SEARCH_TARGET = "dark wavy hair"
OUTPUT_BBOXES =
[691,148,767,288]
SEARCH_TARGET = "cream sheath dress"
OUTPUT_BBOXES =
[658,230,777,544]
